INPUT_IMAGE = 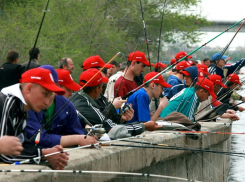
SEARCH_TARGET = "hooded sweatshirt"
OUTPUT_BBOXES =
[165,66,198,100]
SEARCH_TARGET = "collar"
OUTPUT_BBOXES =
[1,83,27,105]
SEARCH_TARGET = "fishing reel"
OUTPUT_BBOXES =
[121,103,132,114]
[86,124,105,138]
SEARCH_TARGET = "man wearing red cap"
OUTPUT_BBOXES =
[25,66,97,149]
[56,68,81,98]
[217,73,245,112]
[127,72,170,123]
[196,75,239,121]
[175,51,192,61]
[163,61,190,98]
[160,78,216,121]
[164,66,198,100]
[114,51,152,98]
[81,56,127,121]
[154,62,166,72]
[71,69,161,137]
[0,68,68,169]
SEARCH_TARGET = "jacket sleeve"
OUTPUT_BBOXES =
[72,94,145,135]
[163,79,177,97]
[26,111,61,148]
[225,58,245,76]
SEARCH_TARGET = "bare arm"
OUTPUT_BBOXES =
[60,135,98,147]
[151,97,168,121]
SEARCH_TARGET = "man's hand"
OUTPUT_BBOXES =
[242,97,245,102]
[144,121,162,131]
[0,136,23,156]
[121,107,134,122]
[113,97,126,109]
[78,135,99,147]
[226,109,235,114]
[42,145,69,170]
[238,106,245,112]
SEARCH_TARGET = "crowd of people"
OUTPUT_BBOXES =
[0,47,244,169]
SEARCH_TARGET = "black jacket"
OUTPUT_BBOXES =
[0,93,42,164]
[217,84,238,111]
[0,62,25,90]
[71,91,145,135]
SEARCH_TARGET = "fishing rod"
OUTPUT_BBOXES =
[156,0,167,67]
[26,0,50,71]
[107,143,245,158]
[15,131,165,165]
[0,169,200,182]
[29,52,121,143]
[139,0,152,72]
[113,140,245,157]
[121,18,245,100]
[154,0,168,111]
[230,100,245,109]
[209,19,245,74]
[161,130,245,136]
[178,19,245,115]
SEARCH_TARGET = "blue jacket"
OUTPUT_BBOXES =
[163,75,183,98]
[26,95,84,148]
[165,66,198,100]
[209,58,245,78]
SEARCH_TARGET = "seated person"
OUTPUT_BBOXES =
[160,78,216,122]
[71,68,161,135]
[26,65,97,148]
[127,72,170,123]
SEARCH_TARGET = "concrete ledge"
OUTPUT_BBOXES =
[0,119,232,182]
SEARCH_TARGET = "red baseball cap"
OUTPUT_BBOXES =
[154,62,167,69]
[176,61,190,70]
[180,70,190,76]
[56,69,82,91]
[196,77,216,99]
[20,68,65,95]
[175,51,192,60]
[208,75,227,88]
[170,58,176,65]
[144,72,171,88]
[82,55,113,70]
[128,51,152,67]
[227,74,242,85]
[79,68,109,87]
[197,64,208,73]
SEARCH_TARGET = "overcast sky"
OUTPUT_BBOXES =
[194,0,245,48]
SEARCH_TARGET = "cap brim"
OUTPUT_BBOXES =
[160,82,171,88]
[102,76,109,83]
[187,55,192,59]
[180,70,190,76]
[64,81,82,91]
[220,83,227,89]
[222,55,228,60]
[238,82,242,86]
[105,64,113,69]
[41,83,65,95]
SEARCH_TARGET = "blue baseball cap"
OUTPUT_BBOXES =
[212,52,228,61]
[39,65,58,83]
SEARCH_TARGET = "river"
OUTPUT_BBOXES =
[227,72,245,182]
